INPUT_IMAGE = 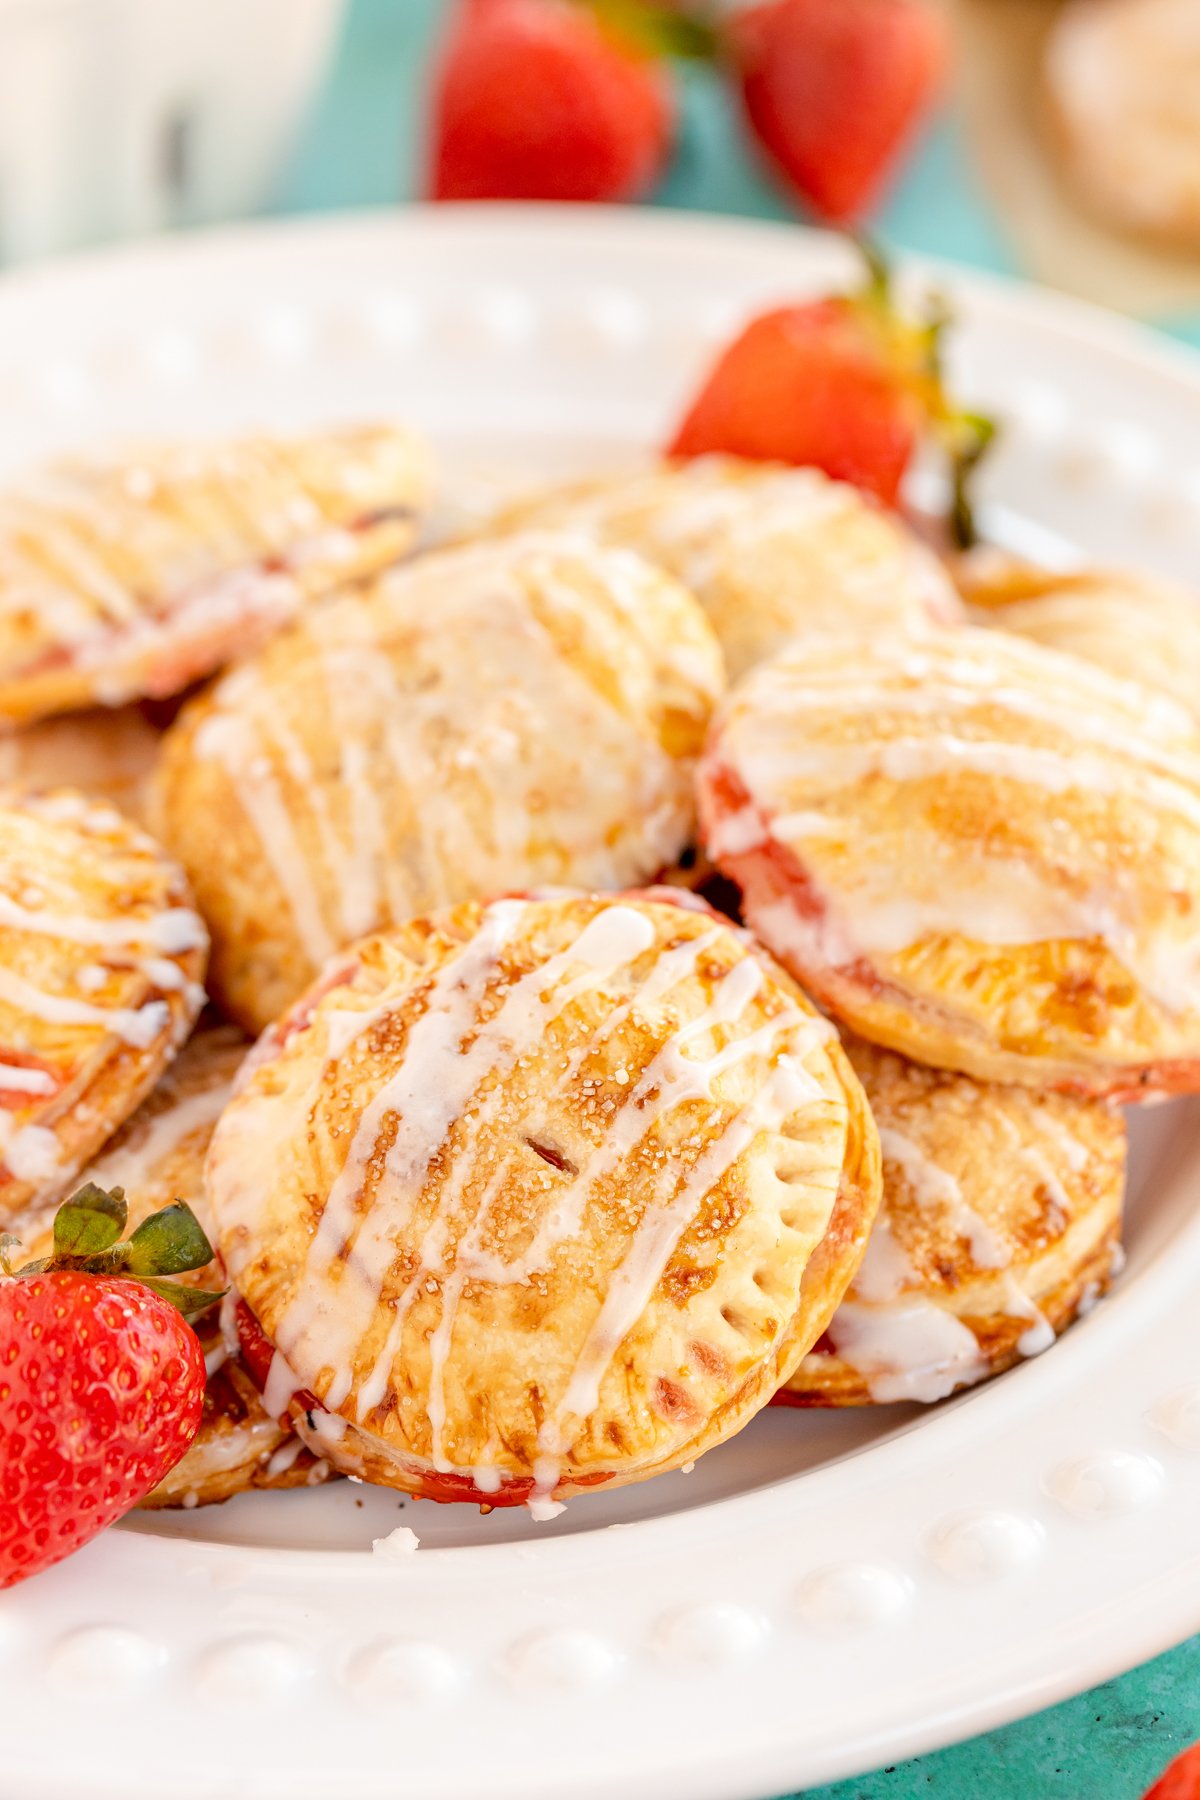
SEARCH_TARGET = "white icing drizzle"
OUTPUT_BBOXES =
[719,630,1200,1014]
[0,806,205,1188]
[537,1039,824,1472]
[264,1437,305,1480]
[877,1127,1010,1270]
[0,1064,55,1096]
[1000,1275,1056,1357]
[850,1215,918,1303]
[0,966,169,1049]
[0,1118,61,1180]
[220,899,832,1495]
[193,707,336,968]
[190,534,714,985]
[827,1299,987,1404]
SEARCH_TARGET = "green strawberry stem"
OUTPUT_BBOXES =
[5,1184,224,1323]
[852,234,998,548]
[579,0,722,62]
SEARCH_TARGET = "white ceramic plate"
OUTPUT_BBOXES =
[4,207,1200,1800]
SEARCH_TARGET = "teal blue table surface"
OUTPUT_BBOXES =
[274,6,1200,1794]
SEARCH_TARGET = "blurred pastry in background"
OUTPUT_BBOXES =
[487,457,962,681]
[954,547,1200,726]
[0,423,432,726]
[953,0,1200,316]
[1045,0,1200,250]
[0,706,161,824]
[153,533,724,1031]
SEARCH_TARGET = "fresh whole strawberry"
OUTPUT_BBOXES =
[429,0,678,203]
[0,1184,220,1588]
[1144,1743,1200,1799]
[732,0,950,223]
[667,240,994,540]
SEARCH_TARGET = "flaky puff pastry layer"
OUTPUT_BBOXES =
[700,627,1200,1098]
[778,1035,1126,1406]
[485,456,962,679]
[0,423,432,725]
[0,789,207,1218]
[10,1025,326,1507]
[955,547,1200,729]
[206,892,881,1507]
[152,532,725,1033]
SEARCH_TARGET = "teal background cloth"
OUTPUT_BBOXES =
[276,5,1200,1795]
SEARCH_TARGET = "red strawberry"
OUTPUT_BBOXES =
[429,0,675,203]
[1145,1744,1200,1800]
[0,1184,219,1588]
[670,298,920,505]
[667,242,994,539]
[731,0,949,222]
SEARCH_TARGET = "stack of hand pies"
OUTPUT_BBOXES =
[1,432,1185,1516]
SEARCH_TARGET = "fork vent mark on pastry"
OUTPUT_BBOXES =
[0,788,208,1219]
[206,892,880,1508]
[700,626,1200,1097]
[0,423,433,726]
[152,532,725,1032]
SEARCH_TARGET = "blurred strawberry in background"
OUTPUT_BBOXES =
[731,0,949,221]
[427,0,949,217]
[1144,1742,1200,1799]
[429,0,677,201]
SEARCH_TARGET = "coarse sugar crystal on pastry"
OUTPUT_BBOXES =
[484,456,963,679]
[955,547,1200,729]
[0,422,432,726]
[13,1023,328,1508]
[0,706,161,825]
[205,891,881,1510]
[0,787,207,1219]
[152,531,725,1033]
[777,1034,1126,1407]
[699,626,1200,1098]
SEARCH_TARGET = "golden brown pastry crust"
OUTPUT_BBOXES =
[0,706,161,825]
[486,456,963,679]
[0,424,432,725]
[13,1025,327,1508]
[779,1035,1126,1405]
[207,892,880,1506]
[955,547,1200,726]
[700,626,1200,1097]
[152,532,725,1032]
[0,789,207,1218]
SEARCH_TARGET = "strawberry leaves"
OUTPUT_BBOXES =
[10,1184,224,1322]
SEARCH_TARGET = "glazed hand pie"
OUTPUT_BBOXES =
[956,547,1200,727]
[152,533,725,1032]
[778,1035,1126,1406]
[0,707,161,825]
[700,626,1200,1097]
[0,423,431,725]
[485,456,963,679]
[206,892,881,1508]
[13,1025,326,1507]
[0,789,207,1218]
